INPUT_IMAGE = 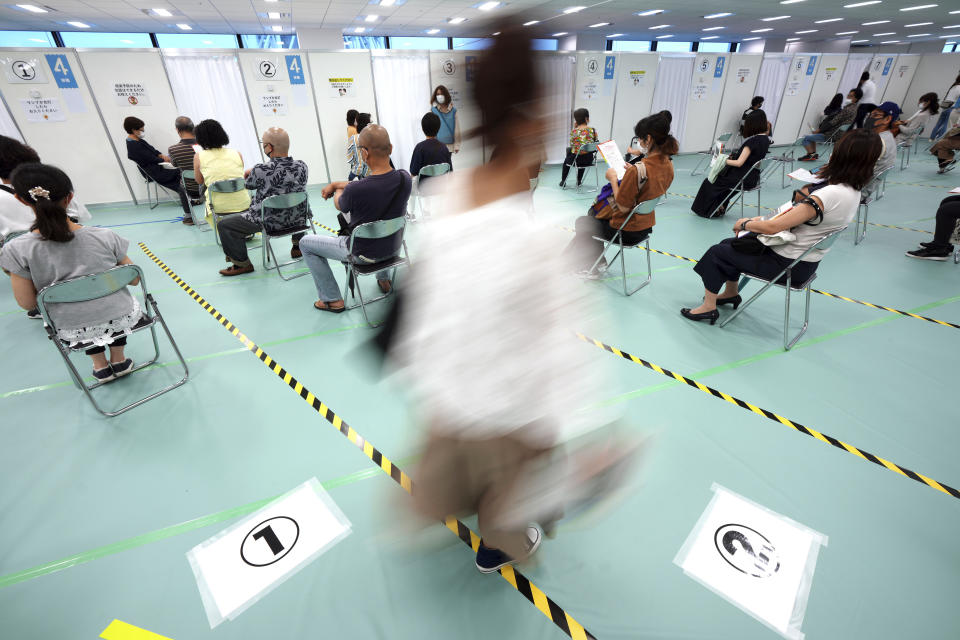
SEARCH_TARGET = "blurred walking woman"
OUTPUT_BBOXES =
[430,85,461,154]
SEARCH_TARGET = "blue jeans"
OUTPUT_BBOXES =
[802,133,826,146]
[299,234,389,302]
[930,108,954,140]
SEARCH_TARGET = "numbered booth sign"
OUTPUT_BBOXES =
[187,478,352,628]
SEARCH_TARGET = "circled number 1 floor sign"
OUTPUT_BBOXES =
[186,478,351,627]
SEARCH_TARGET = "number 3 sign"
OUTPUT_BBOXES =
[187,478,352,627]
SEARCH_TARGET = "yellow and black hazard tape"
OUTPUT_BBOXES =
[137,242,595,640]
[576,332,960,502]
[865,221,932,234]
[313,220,340,235]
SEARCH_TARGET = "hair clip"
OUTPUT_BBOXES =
[28,186,50,201]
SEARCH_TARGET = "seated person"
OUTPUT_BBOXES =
[346,112,372,181]
[799,88,862,161]
[691,110,771,218]
[167,115,201,207]
[894,92,938,142]
[123,116,191,221]
[559,108,599,188]
[821,93,844,121]
[409,112,453,190]
[192,119,250,225]
[300,124,411,313]
[563,112,677,274]
[680,130,881,324]
[931,123,960,174]
[866,101,899,177]
[216,127,310,276]
[905,195,960,261]
[0,163,142,381]
[626,110,673,164]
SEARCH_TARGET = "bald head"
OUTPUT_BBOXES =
[261,127,289,155]
[358,124,391,159]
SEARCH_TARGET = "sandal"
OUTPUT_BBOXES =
[314,300,345,313]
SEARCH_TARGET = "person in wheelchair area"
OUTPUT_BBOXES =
[0,163,142,382]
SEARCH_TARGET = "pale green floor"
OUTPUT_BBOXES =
[1,149,959,639]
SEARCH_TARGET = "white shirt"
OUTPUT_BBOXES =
[773,183,861,261]
[899,108,933,139]
[944,84,960,106]
[860,79,877,105]
[0,187,91,237]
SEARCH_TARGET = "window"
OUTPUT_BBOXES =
[697,42,731,53]
[452,37,492,50]
[59,32,153,48]
[0,31,55,47]
[343,35,387,49]
[389,36,449,50]
[240,34,299,49]
[531,39,559,51]
[610,40,652,52]
[156,33,238,48]
[655,41,693,53]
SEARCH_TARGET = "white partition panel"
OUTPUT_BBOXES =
[610,52,658,152]
[0,48,132,203]
[684,53,729,152]
[573,51,618,140]
[0,91,22,140]
[78,49,180,204]
[307,51,377,181]
[713,54,762,142]
[650,54,694,151]
[237,51,328,184]
[428,51,483,170]
[837,53,872,100]
[881,54,920,106]
[754,54,792,130]
[371,52,431,173]
[536,52,576,165]
[773,54,821,144]
[798,53,847,133]
[867,55,898,101]
[903,54,960,120]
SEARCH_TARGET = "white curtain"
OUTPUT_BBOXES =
[650,55,694,150]
[536,54,576,164]
[838,53,872,101]
[755,54,792,131]
[370,52,432,173]
[162,53,262,171]
[0,101,22,141]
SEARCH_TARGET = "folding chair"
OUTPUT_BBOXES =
[562,142,599,193]
[691,132,734,176]
[36,264,189,417]
[260,192,315,281]
[705,159,764,219]
[0,229,27,252]
[408,163,451,221]
[720,227,846,350]
[208,177,251,247]
[588,196,662,296]
[897,127,924,171]
[528,175,539,219]
[853,168,890,245]
[768,139,803,189]
[180,169,208,229]
[341,217,410,327]
[951,219,960,265]
[134,165,160,209]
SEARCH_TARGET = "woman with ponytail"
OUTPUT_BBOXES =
[564,111,678,273]
[0,163,141,383]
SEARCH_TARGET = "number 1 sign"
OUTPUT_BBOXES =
[187,478,352,627]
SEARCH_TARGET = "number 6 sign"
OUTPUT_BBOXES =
[187,478,352,627]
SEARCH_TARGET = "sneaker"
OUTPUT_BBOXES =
[93,366,116,383]
[475,526,543,574]
[110,358,135,378]
[937,161,957,174]
[906,247,950,261]
[798,153,818,162]
[26,308,41,320]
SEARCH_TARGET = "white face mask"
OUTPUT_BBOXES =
[436,94,446,104]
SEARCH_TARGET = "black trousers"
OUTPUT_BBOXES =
[931,195,960,248]
[852,103,876,129]
[146,166,191,216]
[85,336,127,356]
[564,214,651,270]
[560,151,595,185]
[693,237,818,294]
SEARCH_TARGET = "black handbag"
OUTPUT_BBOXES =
[730,232,767,255]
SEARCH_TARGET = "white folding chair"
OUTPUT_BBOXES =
[260,192,315,281]
[562,142,599,193]
[341,217,410,328]
[853,168,890,245]
[408,163,451,222]
[898,126,924,171]
[588,196,662,296]
[691,132,734,176]
[179,169,207,228]
[0,229,27,252]
[134,165,160,209]
[36,264,189,417]
[720,227,846,350]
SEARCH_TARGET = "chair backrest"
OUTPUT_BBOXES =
[0,229,27,250]
[717,132,733,143]
[811,226,846,252]
[262,192,308,211]
[418,163,451,178]
[630,196,662,217]
[529,177,539,192]
[181,169,196,180]
[348,217,407,263]
[134,165,151,182]
[579,142,598,153]
[210,177,246,193]
[38,264,143,307]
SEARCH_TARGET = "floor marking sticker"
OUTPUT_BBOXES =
[100,619,173,640]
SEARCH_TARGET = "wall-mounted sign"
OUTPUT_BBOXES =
[256,58,280,81]
[284,55,305,85]
[440,58,457,76]
[584,56,600,76]
[113,82,151,106]
[604,55,616,80]
[21,97,65,122]
[44,54,78,89]
[714,56,726,79]
[629,70,647,87]
[259,93,288,115]
[736,67,752,84]
[2,57,48,84]
[328,77,354,98]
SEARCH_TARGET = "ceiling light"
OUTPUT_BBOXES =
[862,20,890,24]
[742,36,762,40]
[943,24,960,28]
[67,21,90,28]
[365,14,379,22]
[16,4,47,12]
[844,1,881,7]
[523,20,540,25]
[589,22,610,27]
[900,4,937,10]
[787,37,801,40]
[448,17,467,24]
[880,39,900,42]
[796,29,818,33]
[636,9,665,16]
[701,35,719,39]
[607,33,624,37]
[564,6,586,14]
[655,34,673,38]
[176,23,192,30]
[477,1,500,11]
[552,32,568,36]
[151,8,172,17]
[906,32,931,36]
[704,13,733,19]
[120,39,133,44]
[951,10,960,14]
[940,33,960,37]
[851,39,868,42]
[28,37,45,41]
[873,31,895,35]
[761,15,791,21]
[426,28,440,34]
[272,25,283,32]
[202,40,212,44]
[648,24,670,29]
[751,28,773,32]
[837,30,859,34]
[703,26,726,31]
[815,18,844,23]
[381,0,396,5]
[353,27,366,33]
[781,0,805,4]
[267,12,281,19]
[904,22,932,26]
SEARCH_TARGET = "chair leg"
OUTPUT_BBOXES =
[855,203,867,245]
[625,238,652,296]
[691,153,709,177]
[719,275,779,328]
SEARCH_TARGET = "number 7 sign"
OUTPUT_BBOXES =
[44,54,79,89]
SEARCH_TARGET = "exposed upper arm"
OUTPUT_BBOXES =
[193,154,204,184]
[729,145,752,167]
[765,198,819,233]
[118,256,140,285]
[9,273,37,310]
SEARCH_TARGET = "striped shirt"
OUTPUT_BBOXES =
[168,137,199,196]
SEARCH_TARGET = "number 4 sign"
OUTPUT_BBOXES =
[285,55,305,85]
[44,54,78,89]
[187,478,352,627]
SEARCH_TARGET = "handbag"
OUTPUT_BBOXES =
[940,99,955,110]
[731,233,767,255]
[707,153,730,183]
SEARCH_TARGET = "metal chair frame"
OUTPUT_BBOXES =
[720,227,846,350]
[588,196,661,296]
[341,218,410,327]
[527,175,539,219]
[260,192,315,281]
[134,165,161,209]
[563,142,600,193]
[0,229,27,252]
[208,177,251,247]
[897,126,924,171]
[854,168,890,245]
[408,163,451,221]
[691,132,734,177]
[179,169,208,229]
[705,158,765,219]
[36,265,189,417]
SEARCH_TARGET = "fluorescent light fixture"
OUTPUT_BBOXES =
[477,1,500,11]
[353,27,366,33]
[703,26,726,31]
[607,33,624,37]
[589,22,611,27]
[636,9,665,16]
[796,29,818,33]
[272,25,283,31]
[67,21,90,28]
[426,28,440,34]
[701,35,719,39]
[742,36,762,40]
[381,0,396,5]
[552,32,568,36]
[781,0,805,4]
[836,30,859,34]
[940,33,960,37]
[16,4,47,12]
[202,40,212,44]
[564,6,586,14]
[906,33,931,36]
[900,4,937,10]
[648,24,670,29]
[787,37,800,40]
[448,17,467,24]
[943,24,960,28]
[851,38,868,42]
[951,10,960,14]
[365,14,379,22]
[904,22,932,26]
[873,31,895,35]
[761,15,791,21]
[815,18,844,22]
[862,20,890,24]
[28,37,45,41]
[655,34,673,38]
[751,28,773,32]
[151,8,172,17]
[267,12,281,19]
[880,39,900,42]
[523,20,540,25]
[844,1,881,7]
[176,23,192,30]
[704,12,733,19]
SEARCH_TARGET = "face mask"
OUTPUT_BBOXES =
[436,95,446,104]
[864,115,881,130]
[842,98,851,106]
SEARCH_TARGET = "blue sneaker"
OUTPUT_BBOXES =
[475,526,542,574]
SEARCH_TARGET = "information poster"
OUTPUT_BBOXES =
[629,70,647,87]
[736,68,751,84]
[328,77,354,98]
[786,81,801,97]
[581,79,599,101]
[21,97,65,122]
[113,81,151,106]
[256,58,281,81]
[823,66,837,81]
[692,83,709,101]
[1,57,48,84]
[259,94,288,115]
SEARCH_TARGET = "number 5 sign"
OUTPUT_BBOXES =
[187,478,352,627]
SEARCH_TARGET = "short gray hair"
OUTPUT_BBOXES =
[174,116,194,133]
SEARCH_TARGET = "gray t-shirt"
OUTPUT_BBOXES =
[0,226,135,330]
[876,130,896,174]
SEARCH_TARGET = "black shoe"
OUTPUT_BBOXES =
[111,358,135,378]
[559,180,567,188]
[475,526,542,574]
[92,366,116,383]
[716,294,742,309]
[905,247,950,261]
[680,307,720,325]
[182,216,195,226]
[26,308,41,320]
